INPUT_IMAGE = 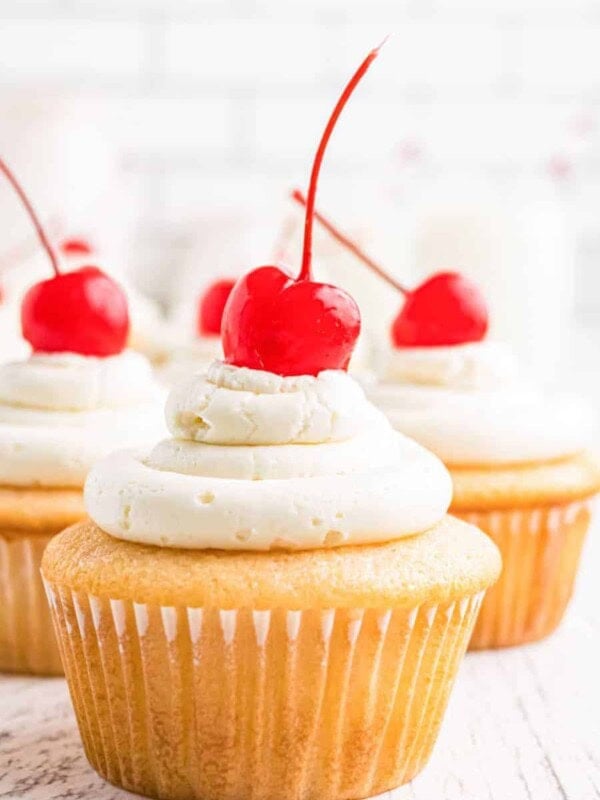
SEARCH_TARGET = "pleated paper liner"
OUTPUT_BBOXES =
[0,530,62,674]
[45,585,484,800]
[460,498,593,650]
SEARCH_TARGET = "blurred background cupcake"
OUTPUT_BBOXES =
[0,160,168,675]
[158,276,235,387]
[367,331,600,648]
[0,346,165,675]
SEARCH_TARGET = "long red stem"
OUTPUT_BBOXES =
[0,159,60,276]
[292,189,409,295]
[299,42,385,281]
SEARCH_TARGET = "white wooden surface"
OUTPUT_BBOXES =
[1,528,599,800]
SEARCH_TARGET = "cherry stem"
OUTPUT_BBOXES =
[298,41,386,282]
[0,158,60,277]
[292,189,409,295]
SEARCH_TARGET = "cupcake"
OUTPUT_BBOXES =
[43,363,499,798]
[369,336,599,649]
[42,46,500,797]
[158,278,235,387]
[296,198,600,650]
[0,160,166,675]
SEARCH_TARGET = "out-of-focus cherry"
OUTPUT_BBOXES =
[197,278,236,337]
[292,190,489,347]
[0,159,129,357]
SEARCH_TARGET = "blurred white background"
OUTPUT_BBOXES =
[0,0,599,399]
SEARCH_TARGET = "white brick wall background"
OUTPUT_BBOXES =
[1,0,600,337]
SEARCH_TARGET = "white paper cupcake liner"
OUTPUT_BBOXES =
[44,582,484,800]
[460,498,593,649]
[0,531,61,674]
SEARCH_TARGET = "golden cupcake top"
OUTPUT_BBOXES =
[43,516,501,609]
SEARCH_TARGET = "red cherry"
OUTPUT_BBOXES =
[223,43,385,376]
[392,271,488,346]
[0,158,129,357]
[22,266,129,356]
[197,278,236,337]
[59,237,94,257]
[222,266,360,375]
[291,191,489,348]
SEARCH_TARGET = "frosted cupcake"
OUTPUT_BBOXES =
[0,159,166,674]
[43,363,500,798]
[42,47,500,798]
[369,335,599,649]
[292,194,600,649]
[158,278,235,387]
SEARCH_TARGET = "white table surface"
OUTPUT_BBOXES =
[1,525,599,800]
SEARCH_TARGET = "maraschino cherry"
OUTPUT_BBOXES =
[59,237,94,258]
[222,44,385,376]
[0,159,129,356]
[291,190,489,347]
[197,278,236,337]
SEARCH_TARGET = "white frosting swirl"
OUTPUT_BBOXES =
[166,361,384,445]
[368,342,594,466]
[0,351,166,487]
[377,342,519,389]
[85,362,452,551]
[0,351,161,410]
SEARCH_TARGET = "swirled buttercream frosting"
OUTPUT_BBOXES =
[368,342,594,466]
[85,361,452,551]
[0,351,165,487]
